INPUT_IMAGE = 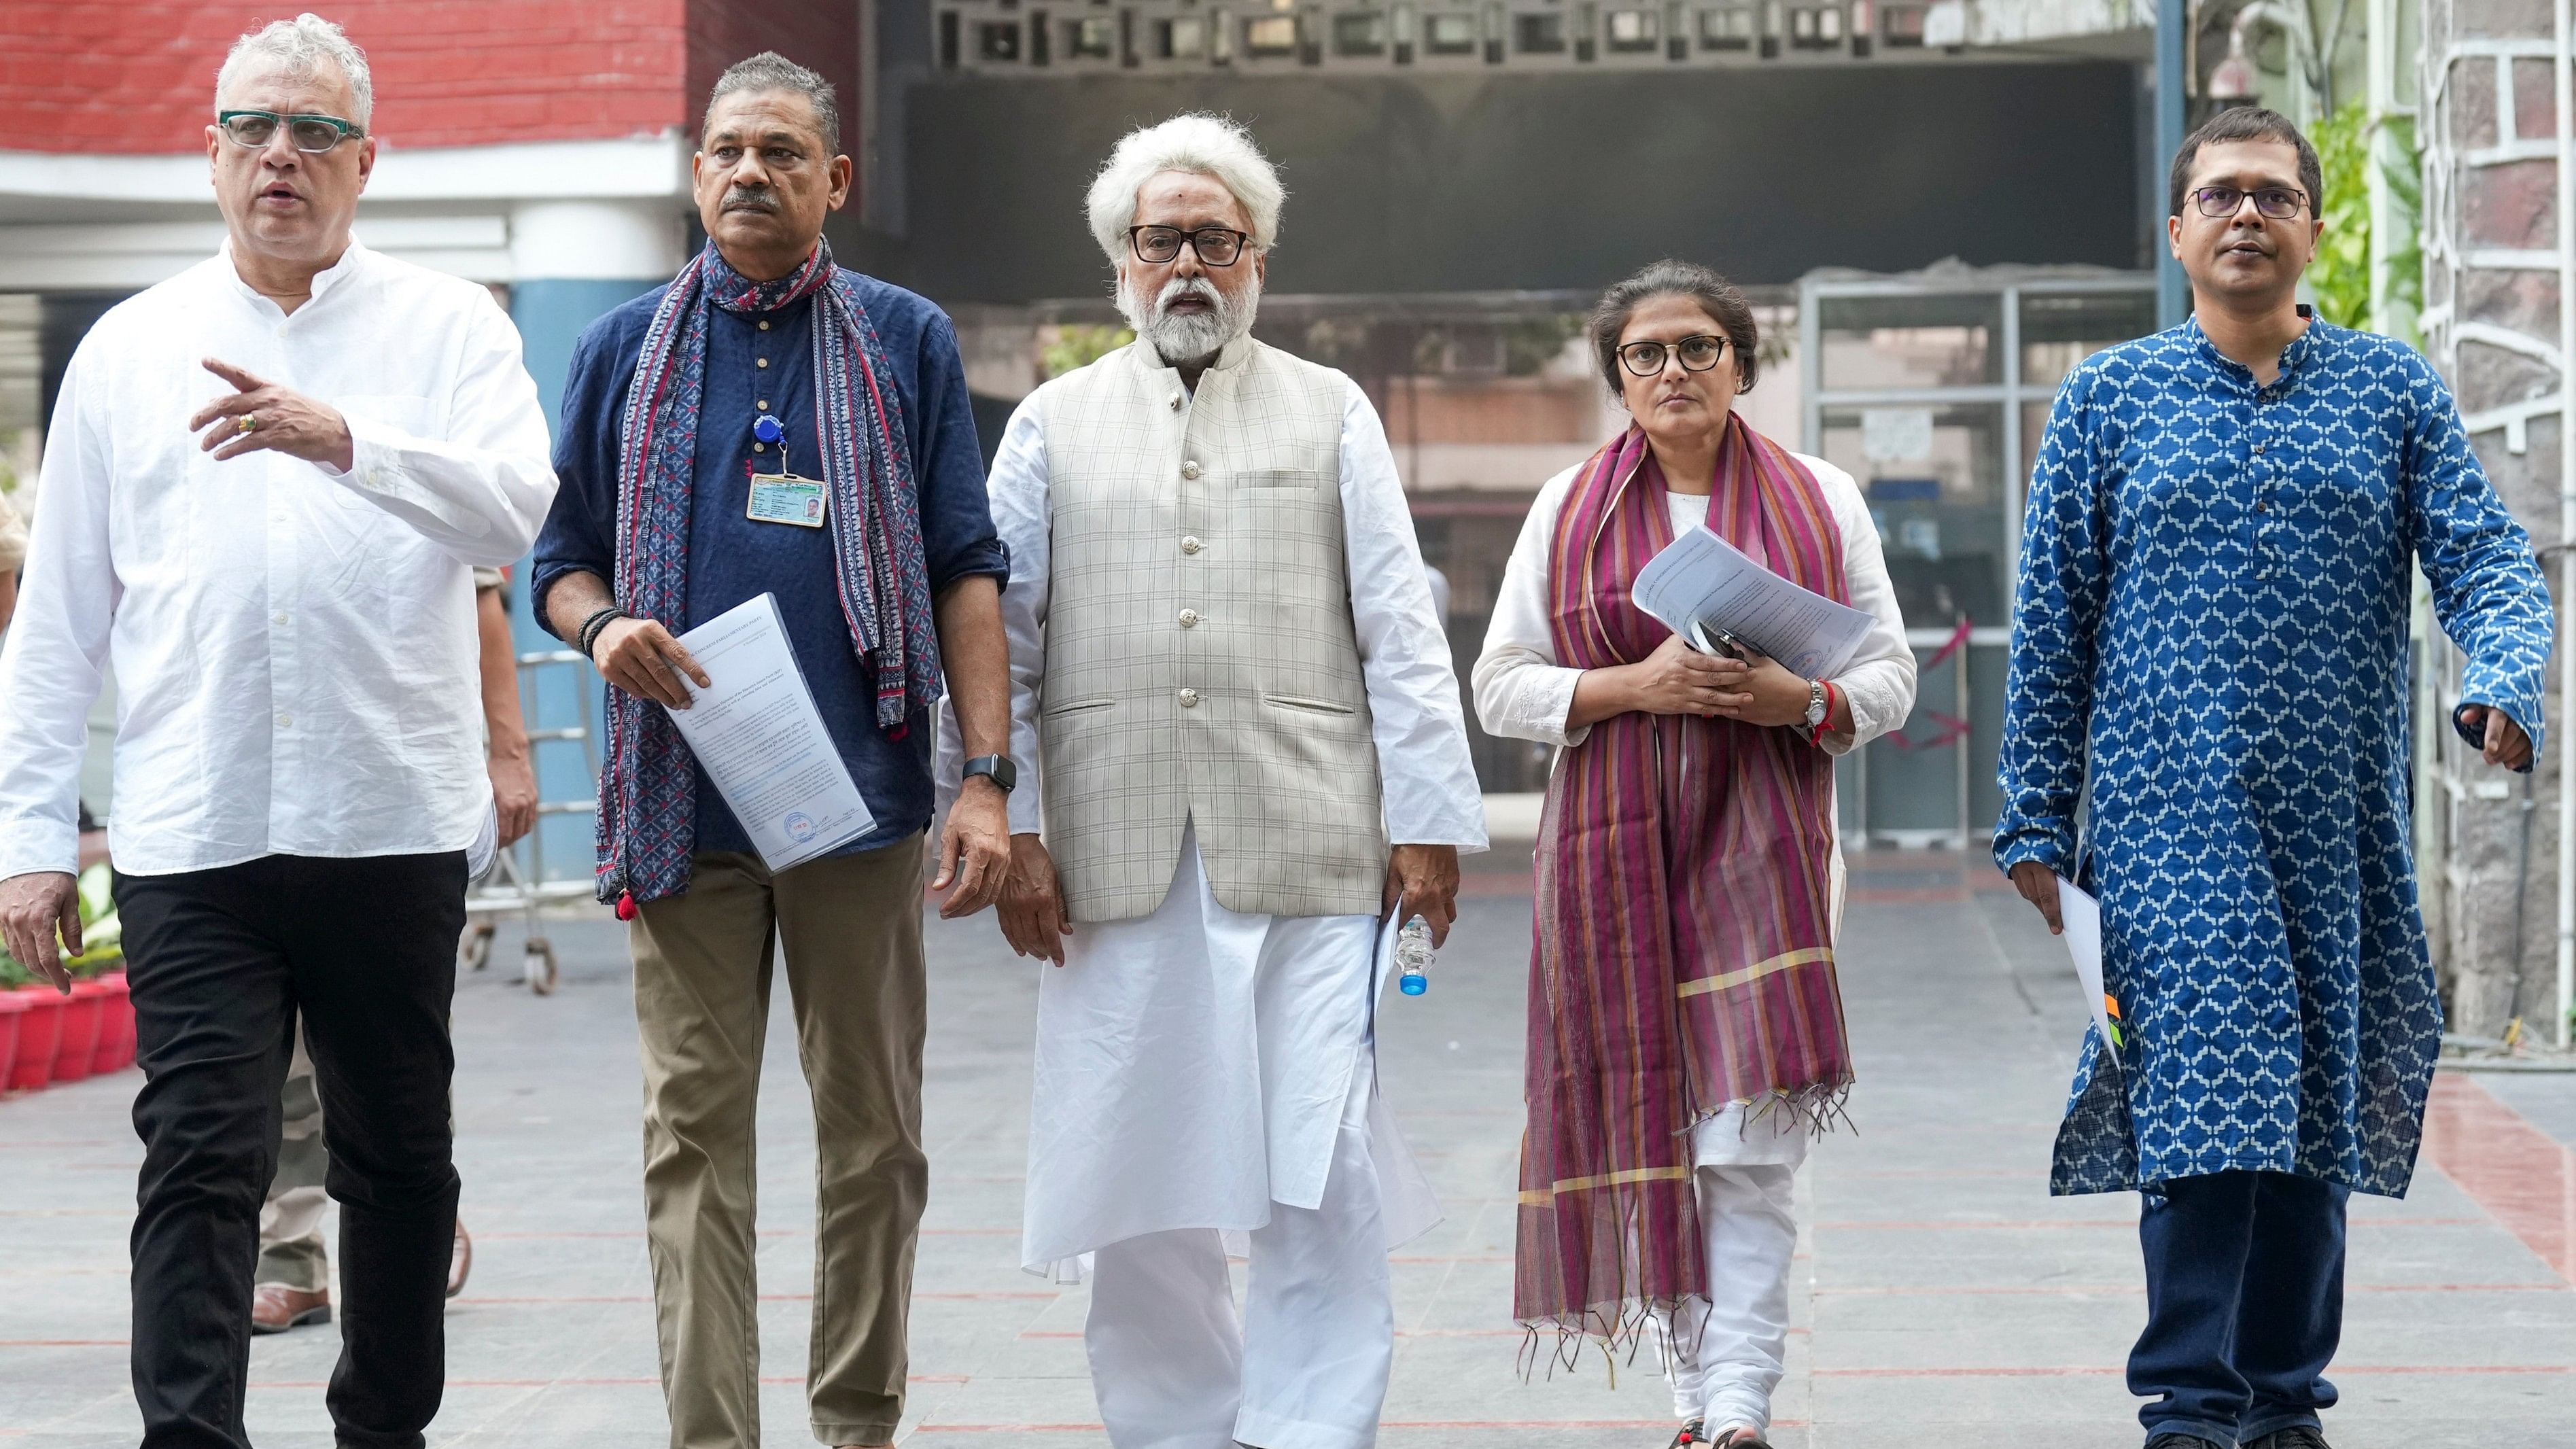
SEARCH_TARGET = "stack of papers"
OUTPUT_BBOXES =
[1630,525,1877,680]
[663,593,878,873]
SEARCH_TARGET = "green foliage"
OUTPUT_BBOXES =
[2310,100,2371,330]
[2305,101,2425,339]
[1041,324,1136,379]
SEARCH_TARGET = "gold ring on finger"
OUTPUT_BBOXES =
[237,413,258,434]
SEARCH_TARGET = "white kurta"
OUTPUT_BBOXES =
[979,371,1489,1276]
[1470,451,1917,1165]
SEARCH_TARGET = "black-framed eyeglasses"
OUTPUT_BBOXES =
[2191,184,2308,220]
[1128,225,1253,266]
[217,109,366,153]
[1618,334,1728,377]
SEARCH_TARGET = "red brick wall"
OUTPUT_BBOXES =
[685,0,862,155]
[0,2,721,154]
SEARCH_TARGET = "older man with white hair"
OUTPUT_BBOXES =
[974,114,1485,1448]
[0,14,553,1449]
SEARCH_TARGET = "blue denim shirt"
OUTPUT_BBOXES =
[532,270,1006,858]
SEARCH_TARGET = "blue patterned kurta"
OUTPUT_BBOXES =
[1995,317,2552,1198]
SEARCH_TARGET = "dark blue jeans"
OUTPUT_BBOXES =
[2131,1169,2348,1448]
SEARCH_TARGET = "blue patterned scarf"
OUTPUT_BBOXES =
[598,238,938,907]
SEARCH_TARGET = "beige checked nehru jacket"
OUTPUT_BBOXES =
[1037,336,1388,922]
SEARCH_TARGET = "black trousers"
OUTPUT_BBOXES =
[2130,1169,2348,1448]
[116,852,467,1449]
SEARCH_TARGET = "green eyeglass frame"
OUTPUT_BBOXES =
[216,109,366,152]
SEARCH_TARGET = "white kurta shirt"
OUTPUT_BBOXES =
[0,242,556,881]
[1472,447,1917,1167]
[980,367,1487,1271]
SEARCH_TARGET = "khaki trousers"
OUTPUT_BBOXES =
[631,839,928,1449]
[256,1029,330,1292]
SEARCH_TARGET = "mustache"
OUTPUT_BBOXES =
[1155,277,1222,312]
[722,187,778,213]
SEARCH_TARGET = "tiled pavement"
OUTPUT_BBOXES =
[3,850,2572,1447]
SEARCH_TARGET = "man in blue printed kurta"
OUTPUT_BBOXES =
[1997,109,2550,1449]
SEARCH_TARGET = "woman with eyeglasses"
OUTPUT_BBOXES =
[1473,260,1915,1449]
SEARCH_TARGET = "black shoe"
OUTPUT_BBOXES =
[2144,1436,2224,1449]
[2248,1431,2331,1449]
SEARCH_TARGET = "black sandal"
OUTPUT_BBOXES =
[1667,1418,1705,1448]
[1707,1429,1774,1449]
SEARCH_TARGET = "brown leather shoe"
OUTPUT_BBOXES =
[250,1282,330,1335]
[446,1219,472,1299]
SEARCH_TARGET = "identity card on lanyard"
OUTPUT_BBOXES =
[746,413,826,528]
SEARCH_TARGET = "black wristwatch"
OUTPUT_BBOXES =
[962,754,1017,795]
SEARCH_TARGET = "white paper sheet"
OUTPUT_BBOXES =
[665,593,877,873]
[1631,525,1878,680]
[2055,875,2120,1066]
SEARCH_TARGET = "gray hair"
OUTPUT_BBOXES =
[1085,114,1285,266]
[703,52,841,151]
[215,13,373,128]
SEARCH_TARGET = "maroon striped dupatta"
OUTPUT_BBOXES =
[1515,417,1856,1343]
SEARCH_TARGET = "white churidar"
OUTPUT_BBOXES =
[981,369,1486,1449]
[0,241,555,881]
[1652,1163,1800,1433]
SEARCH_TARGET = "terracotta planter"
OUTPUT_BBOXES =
[89,973,133,1075]
[0,994,26,1094]
[50,981,107,1085]
[8,987,65,1092]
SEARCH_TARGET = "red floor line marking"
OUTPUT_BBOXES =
[2424,1075,2576,1284]
[472,1230,797,1240]
[1811,1217,2485,1231]
[1813,1282,2568,1297]
[913,1427,1108,1435]
[914,1425,1808,1436]
[256,1374,975,1391]
[1809,1365,2575,1379]
[0,1338,127,1347]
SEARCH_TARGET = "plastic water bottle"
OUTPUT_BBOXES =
[1395,915,1433,996]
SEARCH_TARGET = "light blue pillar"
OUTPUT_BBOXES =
[506,200,682,885]
[2155,0,2189,328]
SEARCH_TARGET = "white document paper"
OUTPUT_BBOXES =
[2055,875,2120,1067]
[1630,525,1879,680]
[665,593,877,873]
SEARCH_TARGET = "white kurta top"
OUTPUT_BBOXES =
[1472,449,1917,1166]
[979,369,1488,1271]
[0,242,555,881]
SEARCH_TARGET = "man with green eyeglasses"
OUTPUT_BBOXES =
[0,14,555,1449]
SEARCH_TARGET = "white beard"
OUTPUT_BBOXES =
[1117,273,1261,369]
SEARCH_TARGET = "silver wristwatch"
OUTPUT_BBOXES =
[1802,678,1828,730]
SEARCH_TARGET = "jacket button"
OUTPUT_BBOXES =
[1181,460,1202,480]
[1168,391,1185,411]
[1181,536,1203,555]
[1178,688,1200,708]
[1178,608,1200,628]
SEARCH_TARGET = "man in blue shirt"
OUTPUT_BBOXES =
[1999,108,2549,1449]
[532,53,1013,1449]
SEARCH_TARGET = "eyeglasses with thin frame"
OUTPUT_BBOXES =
[1618,334,1729,377]
[216,109,366,154]
[1128,226,1253,266]
[2190,185,2308,221]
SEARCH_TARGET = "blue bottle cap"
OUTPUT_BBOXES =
[752,414,785,444]
[1399,972,1427,996]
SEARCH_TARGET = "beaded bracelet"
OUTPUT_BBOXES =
[577,606,630,661]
